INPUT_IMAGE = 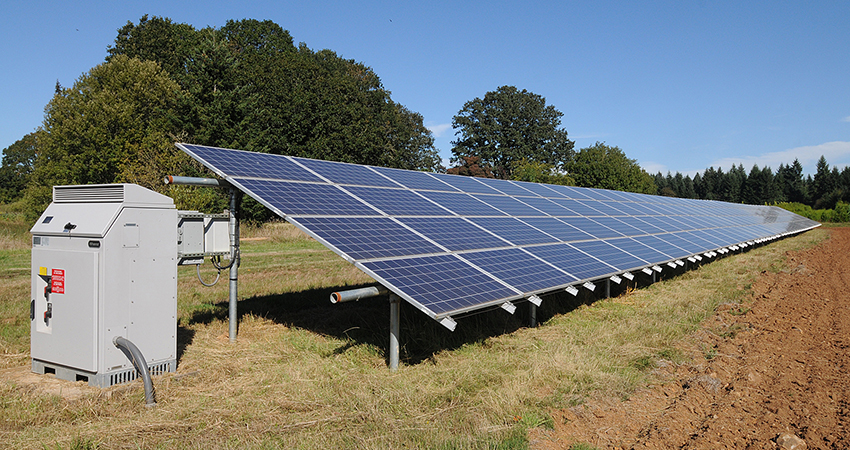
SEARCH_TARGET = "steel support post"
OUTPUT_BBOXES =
[389,294,401,371]
[228,189,240,343]
[529,302,538,327]
[606,279,611,298]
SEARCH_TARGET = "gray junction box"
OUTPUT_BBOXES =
[30,184,178,387]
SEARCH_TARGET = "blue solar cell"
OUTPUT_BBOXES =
[291,157,399,188]
[545,185,593,200]
[472,194,547,216]
[616,216,667,234]
[590,217,647,237]
[429,173,503,195]
[362,254,518,316]
[603,237,674,264]
[631,234,692,259]
[519,217,595,242]
[370,166,459,192]
[399,217,510,251]
[606,202,647,216]
[558,217,624,239]
[641,216,691,232]
[461,248,577,293]
[570,240,648,271]
[473,178,540,197]
[656,232,712,254]
[673,231,719,251]
[467,217,559,245]
[626,203,662,216]
[576,201,622,216]
[525,244,616,280]
[180,144,324,182]
[344,186,450,216]
[550,199,605,216]
[417,191,506,216]
[518,197,577,216]
[511,180,567,198]
[292,217,444,260]
[570,187,615,201]
[234,178,378,216]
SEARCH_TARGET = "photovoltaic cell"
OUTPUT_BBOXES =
[291,217,443,260]
[290,157,399,188]
[177,143,821,326]
[558,217,624,239]
[467,217,559,246]
[369,166,459,192]
[472,194,547,216]
[518,217,595,242]
[398,217,509,251]
[429,173,503,195]
[344,186,450,216]
[461,248,577,293]
[631,234,692,259]
[473,177,540,197]
[180,144,323,182]
[525,244,617,280]
[570,240,648,271]
[417,191,506,216]
[233,178,378,216]
[362,254,518,316]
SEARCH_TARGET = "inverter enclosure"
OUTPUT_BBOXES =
[30,184,177,387]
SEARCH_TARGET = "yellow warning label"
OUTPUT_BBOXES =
[39,267,47,276]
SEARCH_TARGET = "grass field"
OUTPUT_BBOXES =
[0,212,828,449]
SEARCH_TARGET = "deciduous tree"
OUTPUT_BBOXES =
[451,86,574,179]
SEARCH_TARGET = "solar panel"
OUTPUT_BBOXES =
[177,143,821,327]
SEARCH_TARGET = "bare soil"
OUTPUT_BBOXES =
[533,227,850,450]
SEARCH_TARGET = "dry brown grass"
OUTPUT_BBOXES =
[0,220,829,449]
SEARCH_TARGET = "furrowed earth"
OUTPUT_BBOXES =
[532,227,850,449]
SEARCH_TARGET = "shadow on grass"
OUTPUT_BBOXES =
[183,266,686,366]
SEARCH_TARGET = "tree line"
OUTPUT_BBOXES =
[653,155,848,211]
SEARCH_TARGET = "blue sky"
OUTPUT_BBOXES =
[2,1,848,176]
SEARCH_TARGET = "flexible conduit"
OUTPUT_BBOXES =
[112,336,156,406]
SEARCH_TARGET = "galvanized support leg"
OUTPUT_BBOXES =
[228,189,240,343]
[606,279,611,298]
[529,302,538,327]
[389,294,400,371]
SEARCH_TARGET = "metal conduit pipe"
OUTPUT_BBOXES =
[330,285,389,303]
[112,336,156,407]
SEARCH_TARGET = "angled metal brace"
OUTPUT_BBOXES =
[565,286,579,296]
[500,301,517,314]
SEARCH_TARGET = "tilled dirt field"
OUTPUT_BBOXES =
[533,227,850,450]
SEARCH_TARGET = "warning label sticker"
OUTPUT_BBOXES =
[51,268,65,294]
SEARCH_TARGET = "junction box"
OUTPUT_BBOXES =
[30,184,178,387]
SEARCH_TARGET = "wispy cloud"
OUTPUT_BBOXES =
[426,123,452,138]
[842,116,850,123]
[709,141,850,173]
[640,161,667,175]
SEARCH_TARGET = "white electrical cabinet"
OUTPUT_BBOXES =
[30,184,178,387]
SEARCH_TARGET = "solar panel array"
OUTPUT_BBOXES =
[177,144,820,328]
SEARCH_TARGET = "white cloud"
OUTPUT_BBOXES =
[843,116,850,123]
[640,161,667,175]
[709,141,850,173]
[426,123,452,138]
